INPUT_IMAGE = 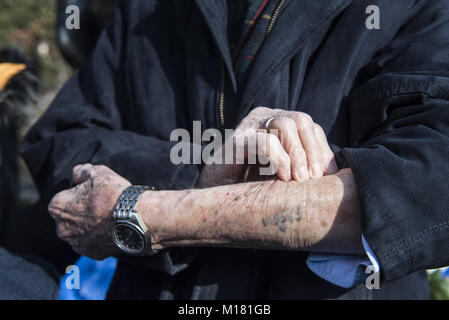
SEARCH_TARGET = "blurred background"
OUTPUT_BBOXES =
[0,0,71,90]
[0,0,447,300]
[0,0,71,208]
[0,0,116,300]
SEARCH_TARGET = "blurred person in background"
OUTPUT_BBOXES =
[0,0,116,299]
[0,48,59,300]
[0,48,36,223]
[0,0,116,270]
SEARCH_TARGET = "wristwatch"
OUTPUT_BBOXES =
[112,185,156,255]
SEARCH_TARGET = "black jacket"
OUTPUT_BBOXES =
[21,0,449,299]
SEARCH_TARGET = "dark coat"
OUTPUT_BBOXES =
[0,248,59,300]
[21,0,449,299]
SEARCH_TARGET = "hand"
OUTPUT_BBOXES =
[197,107,338,187]
[48,164,131,260]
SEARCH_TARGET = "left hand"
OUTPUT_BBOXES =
[48,164,131,260]
[197,107,338,187]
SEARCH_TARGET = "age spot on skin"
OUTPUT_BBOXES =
[262,218,268,227]
[295,208,302,222]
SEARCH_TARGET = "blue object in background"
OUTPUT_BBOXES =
[59,256,117,300]
[443,267,449,278]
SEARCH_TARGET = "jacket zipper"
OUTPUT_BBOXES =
[217,0,286,130]
[266,0,286,36]
[218,60,226,129]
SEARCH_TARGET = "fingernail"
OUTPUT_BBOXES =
[312,163,323,178]
[299,167,309,180]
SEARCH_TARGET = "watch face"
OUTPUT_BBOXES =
[112,222,146,255]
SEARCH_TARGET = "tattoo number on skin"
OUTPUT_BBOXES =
[261,209,302,232]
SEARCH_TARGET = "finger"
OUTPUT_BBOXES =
[313,124,338,175]
[73,163,94,185]
[266,116,309,181]
[239,106,275,130]
[249,131,291,181]
[48,182,90,216]
[49,189,76,213]
[56,221,76,240]
[291,113,324,179]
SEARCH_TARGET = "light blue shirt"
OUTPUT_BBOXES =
[306,235,380,288]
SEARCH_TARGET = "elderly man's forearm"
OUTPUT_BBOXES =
[139,168,363,254]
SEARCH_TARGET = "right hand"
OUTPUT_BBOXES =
[197,107,338,188]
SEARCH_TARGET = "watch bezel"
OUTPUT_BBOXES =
[112,221,147,255]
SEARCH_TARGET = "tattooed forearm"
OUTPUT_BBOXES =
[261,209,302,233]
[139,169,364,254]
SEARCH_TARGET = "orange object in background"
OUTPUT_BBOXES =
[0,63,26,90]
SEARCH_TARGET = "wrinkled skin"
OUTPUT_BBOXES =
[197,107,338,188]
[48,107,339,259]
[48,164,130,260]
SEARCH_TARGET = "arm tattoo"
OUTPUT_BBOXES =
[261,208,302,232]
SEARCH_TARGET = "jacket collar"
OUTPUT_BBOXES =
[194,0,237,91]
[194,0,353,110]
[241,0,353,109]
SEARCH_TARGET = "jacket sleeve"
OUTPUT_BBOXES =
[20,2,200,274]
[21,3,200,197]
[340,0,449,281]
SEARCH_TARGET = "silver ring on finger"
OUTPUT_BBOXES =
[262,116,276,131]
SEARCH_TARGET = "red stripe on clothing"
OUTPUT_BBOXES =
[232,0,271,65]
